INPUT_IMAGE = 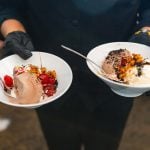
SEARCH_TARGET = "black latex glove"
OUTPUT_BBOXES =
[129,30,150,46]
[3,31,34,59]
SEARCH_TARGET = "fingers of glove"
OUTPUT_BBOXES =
[4,31,34,59]
[18,32,35,51]
[4,41,32,59]
[6,31,35,50]
[23,38,35,51]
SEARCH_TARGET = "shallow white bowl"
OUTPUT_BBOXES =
[87,42,150,97]
[0,52,73,108]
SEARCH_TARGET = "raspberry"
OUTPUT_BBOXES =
[4,75,14,87]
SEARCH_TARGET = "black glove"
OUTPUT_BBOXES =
[3,31,34,59]
[129,30,150,46]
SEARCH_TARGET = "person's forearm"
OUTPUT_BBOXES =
[0,19,26,38]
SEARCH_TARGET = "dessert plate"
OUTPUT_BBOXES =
[0,52,73,108]
[87,42,150,97]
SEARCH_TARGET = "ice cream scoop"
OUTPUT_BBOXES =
[101,48,150,85]
[6,72,43,104]
[101,49,132,82]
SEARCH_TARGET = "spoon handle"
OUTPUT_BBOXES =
[61,45,100,69]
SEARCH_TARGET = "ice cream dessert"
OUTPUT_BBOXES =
[101,49,150,85]
[2,64,58,104]
[7,72,43,104]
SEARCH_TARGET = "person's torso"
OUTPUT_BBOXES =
[23,0,138,107]
[25,0,140,54]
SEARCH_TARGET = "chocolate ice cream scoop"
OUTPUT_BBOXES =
[101,49,132,81]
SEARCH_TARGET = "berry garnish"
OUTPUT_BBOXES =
[4,75,13,87]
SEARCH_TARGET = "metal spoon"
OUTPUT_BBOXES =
[61,45,124,83]
[61,45,101,69]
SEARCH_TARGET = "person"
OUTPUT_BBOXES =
[0,0,150,150]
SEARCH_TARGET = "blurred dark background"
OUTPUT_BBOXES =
[0,94,150,150]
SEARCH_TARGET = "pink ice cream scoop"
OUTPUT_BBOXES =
[102,49,132,81]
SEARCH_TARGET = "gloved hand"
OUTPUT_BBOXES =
[3,31,34,59]
[129,30,150,46]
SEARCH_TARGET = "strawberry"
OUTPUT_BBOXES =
[38,73,49,80]
[38,73,56,85]
[44,86,55,96]
[48,77,56,84]
[38,73,49,84]
[4,75,14,87]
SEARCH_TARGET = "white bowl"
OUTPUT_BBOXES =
[0,52,73,108]
[87,42,150,97]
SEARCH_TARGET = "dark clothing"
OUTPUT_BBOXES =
[0,0,150,149]
[1,0,150,53]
